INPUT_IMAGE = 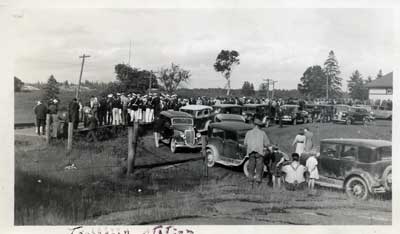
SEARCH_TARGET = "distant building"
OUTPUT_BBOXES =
[366,72,393,102]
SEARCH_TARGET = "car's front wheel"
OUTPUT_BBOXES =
[206,148,216,167]
[345,176,369,200]
[346,118,352,125]
[170,138,177,153]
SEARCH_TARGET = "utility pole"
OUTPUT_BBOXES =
[271,80,278,99]
[76,54,90,99]
[263,78,277,99]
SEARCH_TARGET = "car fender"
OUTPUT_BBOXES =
[344,170,376,193]
[206,144,220,162]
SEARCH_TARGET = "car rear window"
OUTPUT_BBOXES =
[358,147,375,163]
[377,146,392,161]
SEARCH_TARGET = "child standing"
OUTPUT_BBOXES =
[306,154,319,193]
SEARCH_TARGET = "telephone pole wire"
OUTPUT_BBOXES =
[76,54,90,99]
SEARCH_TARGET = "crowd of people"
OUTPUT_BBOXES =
[244,120,318,193]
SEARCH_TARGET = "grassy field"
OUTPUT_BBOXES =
[14,120,392,225]
[14,90,98,124]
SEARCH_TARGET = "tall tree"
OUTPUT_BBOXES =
[213,50,240,96]
[114,64,158,93]
[42,75,59,101]
[157,63,191,94]
[323,50,342,99]
[297,65,327,99]
[14,76,24,92]
[347,70,368,100]
[241,81,255,96]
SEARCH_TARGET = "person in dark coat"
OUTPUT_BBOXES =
[34,100,48,135]
[68,98,80,129]
[86,113,98,142]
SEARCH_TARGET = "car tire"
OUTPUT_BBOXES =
[345,176,369,200]
[243,159,268,178]
[206,148,216,167]
[346,118,352,125]
[170,138,177,153]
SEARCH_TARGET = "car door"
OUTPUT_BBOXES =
[319,143,342,178]
[338,145,358,179]
[223,130,241,160]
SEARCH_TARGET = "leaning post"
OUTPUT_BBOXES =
[45,114,51,145]
[127,120,139,175]
[127,125,134,176]
[67,122,73,154]
[201,134,208,178]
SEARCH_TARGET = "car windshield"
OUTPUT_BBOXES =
[237,130,248,144]
[335,106,349,112]
[172,118,193,125]
[245,107,256,113]
[377,146,391,160]
[281,106,296,114]
[180,109,196,116]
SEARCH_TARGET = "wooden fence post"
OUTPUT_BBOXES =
[67,122,73,154]
[127,120,139,175]
[201,135,208,177]
[127,126,134,175]
[45,114,51,145]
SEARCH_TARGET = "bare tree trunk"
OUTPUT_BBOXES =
[226,78,231,96]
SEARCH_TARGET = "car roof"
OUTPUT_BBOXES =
[321,138,391,148]
[215,113,245,121]
[160,110,193,118]
[243,103,268,107]
[213,104,242,108]
[210,121,253,132]
[180,105,212,111]
[281,104,299,107]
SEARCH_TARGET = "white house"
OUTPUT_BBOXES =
[366,72,393,102]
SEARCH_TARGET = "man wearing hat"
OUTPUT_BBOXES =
[244,118,271,185]
[48,99,59,138]
[34,100,48,136]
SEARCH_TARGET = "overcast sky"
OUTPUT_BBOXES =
[13,8,395,90]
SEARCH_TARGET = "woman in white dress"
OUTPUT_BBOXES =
[292,129,306,156]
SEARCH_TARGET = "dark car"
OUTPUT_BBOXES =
[212,104,243,115]
[179,105,213,133]
[276,104,309,125]
[301,138,392,200]
[205,122,287,177]
[242,103,273,127]
[156,110,202,153]
[333,106,370,125]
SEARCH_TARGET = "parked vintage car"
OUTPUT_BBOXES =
[242,103,273,127]
[355,105,375,121]
[214,113,246,123]
[212,104,243,115]
[301,138,392,200]
[179,105,213,132]
[333,106,370,125]
[277,104,309,125]
[371,105,392,120]
[332,104,351,123]
[156,110,202,153]
[205,122,286,177]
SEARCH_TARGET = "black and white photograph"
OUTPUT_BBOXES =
[6,3,398,231]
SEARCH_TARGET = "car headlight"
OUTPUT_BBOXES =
[196,133,201,138]
[180,133,185,139]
